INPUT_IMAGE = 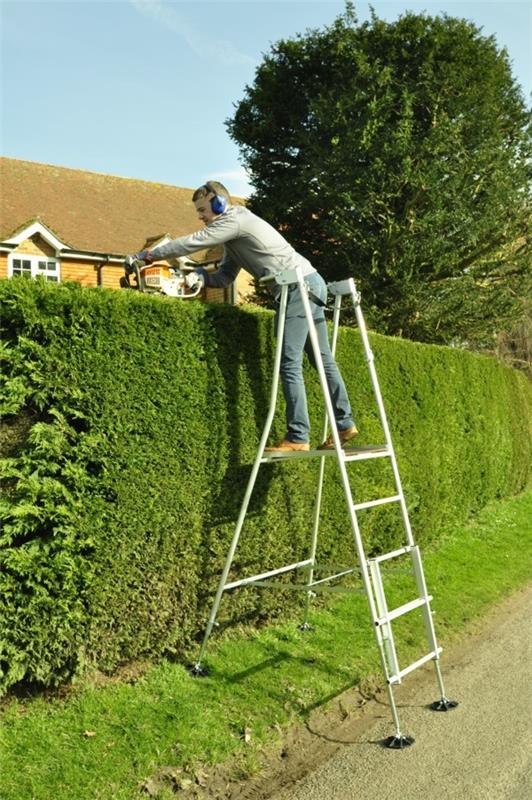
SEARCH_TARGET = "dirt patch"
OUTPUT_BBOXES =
[139,676,391,799]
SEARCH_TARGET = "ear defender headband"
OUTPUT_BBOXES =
[205,182,228,215]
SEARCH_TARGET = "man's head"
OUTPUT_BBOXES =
[192,181,231,224]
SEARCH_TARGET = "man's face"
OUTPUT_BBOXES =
[194,194,218,225]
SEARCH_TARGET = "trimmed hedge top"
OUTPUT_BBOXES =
[1,278,530,694]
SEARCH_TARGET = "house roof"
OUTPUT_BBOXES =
[0,157,235,256]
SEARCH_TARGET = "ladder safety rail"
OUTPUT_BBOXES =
[191,266,457,745]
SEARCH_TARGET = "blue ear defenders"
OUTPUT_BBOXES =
[205,182,228,215]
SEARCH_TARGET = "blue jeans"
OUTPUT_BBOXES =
[274,273,355,443]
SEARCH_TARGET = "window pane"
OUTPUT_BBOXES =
[12,258,32,277]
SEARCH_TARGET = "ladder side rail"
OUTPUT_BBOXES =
[298,272,408,741]
[194,282,290,669]
[297,270,389,631]
[352,295,415,548]
[410,545,452,703]
[410,546,439,653]
[353,290,455,711]
[301,291,345,627]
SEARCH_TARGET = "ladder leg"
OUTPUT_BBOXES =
[383,684,415,748]
[191,284,290,675]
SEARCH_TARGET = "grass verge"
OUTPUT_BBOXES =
[1,490,531,800]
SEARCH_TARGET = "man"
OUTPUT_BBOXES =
[127,181,357,452]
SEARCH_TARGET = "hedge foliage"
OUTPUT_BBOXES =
[1,279,531,695]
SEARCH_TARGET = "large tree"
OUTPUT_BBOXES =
[228,5,531,347]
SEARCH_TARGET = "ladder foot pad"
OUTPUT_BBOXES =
[188,663,210,678]
[382,734,415,749]
[298,622,315,632]
[430,698,459,712]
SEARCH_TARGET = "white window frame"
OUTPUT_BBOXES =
[8,253,61,283]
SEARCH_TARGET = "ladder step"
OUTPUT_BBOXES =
[353,494,401,512]
[343,446,390,462]
[388,648,443,684]
[375,595,432,626]
[370,546,413,564]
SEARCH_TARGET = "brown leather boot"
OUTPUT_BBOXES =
[318,426,359,450]
[264,439,310,453]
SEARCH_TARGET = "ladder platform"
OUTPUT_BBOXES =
[375,595,433,626]
[261,445,389,463]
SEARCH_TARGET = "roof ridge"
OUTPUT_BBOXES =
[0,156,193,192]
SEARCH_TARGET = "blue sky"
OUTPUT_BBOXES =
[1,1,530,197]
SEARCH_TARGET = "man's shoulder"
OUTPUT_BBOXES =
[229,204,251,218]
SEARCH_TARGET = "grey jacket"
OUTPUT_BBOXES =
[150,205,316,289]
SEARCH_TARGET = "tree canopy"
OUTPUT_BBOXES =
[227,5,531,348]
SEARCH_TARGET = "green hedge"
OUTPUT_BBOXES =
[1,279,530,695]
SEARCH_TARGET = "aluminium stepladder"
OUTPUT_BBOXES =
[191,266,457,748]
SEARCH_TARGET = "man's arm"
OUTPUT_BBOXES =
[150,213,240,262]
[201,253,241,288]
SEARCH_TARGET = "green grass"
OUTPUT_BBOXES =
[1,490,531,800]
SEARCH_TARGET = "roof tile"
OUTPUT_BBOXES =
[0,157,228,256]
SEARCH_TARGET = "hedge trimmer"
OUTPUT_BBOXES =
[123,256,203,298]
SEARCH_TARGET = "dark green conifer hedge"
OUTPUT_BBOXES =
[1,279,530,694]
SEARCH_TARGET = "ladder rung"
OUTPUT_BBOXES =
[223,559,313,591]
[353,494,401,512]
[375,595,432,626]
[370,546,412,564]
[388,648,443,684]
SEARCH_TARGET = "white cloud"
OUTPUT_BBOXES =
[130,0,255,66]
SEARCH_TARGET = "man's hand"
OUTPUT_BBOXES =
[185,270,205,290]
[124,251,153,273]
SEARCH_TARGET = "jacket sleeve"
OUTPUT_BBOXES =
[149,212,240,261]
[203,251,241,288]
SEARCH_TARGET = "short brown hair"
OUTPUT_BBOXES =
[192,181,231,202]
